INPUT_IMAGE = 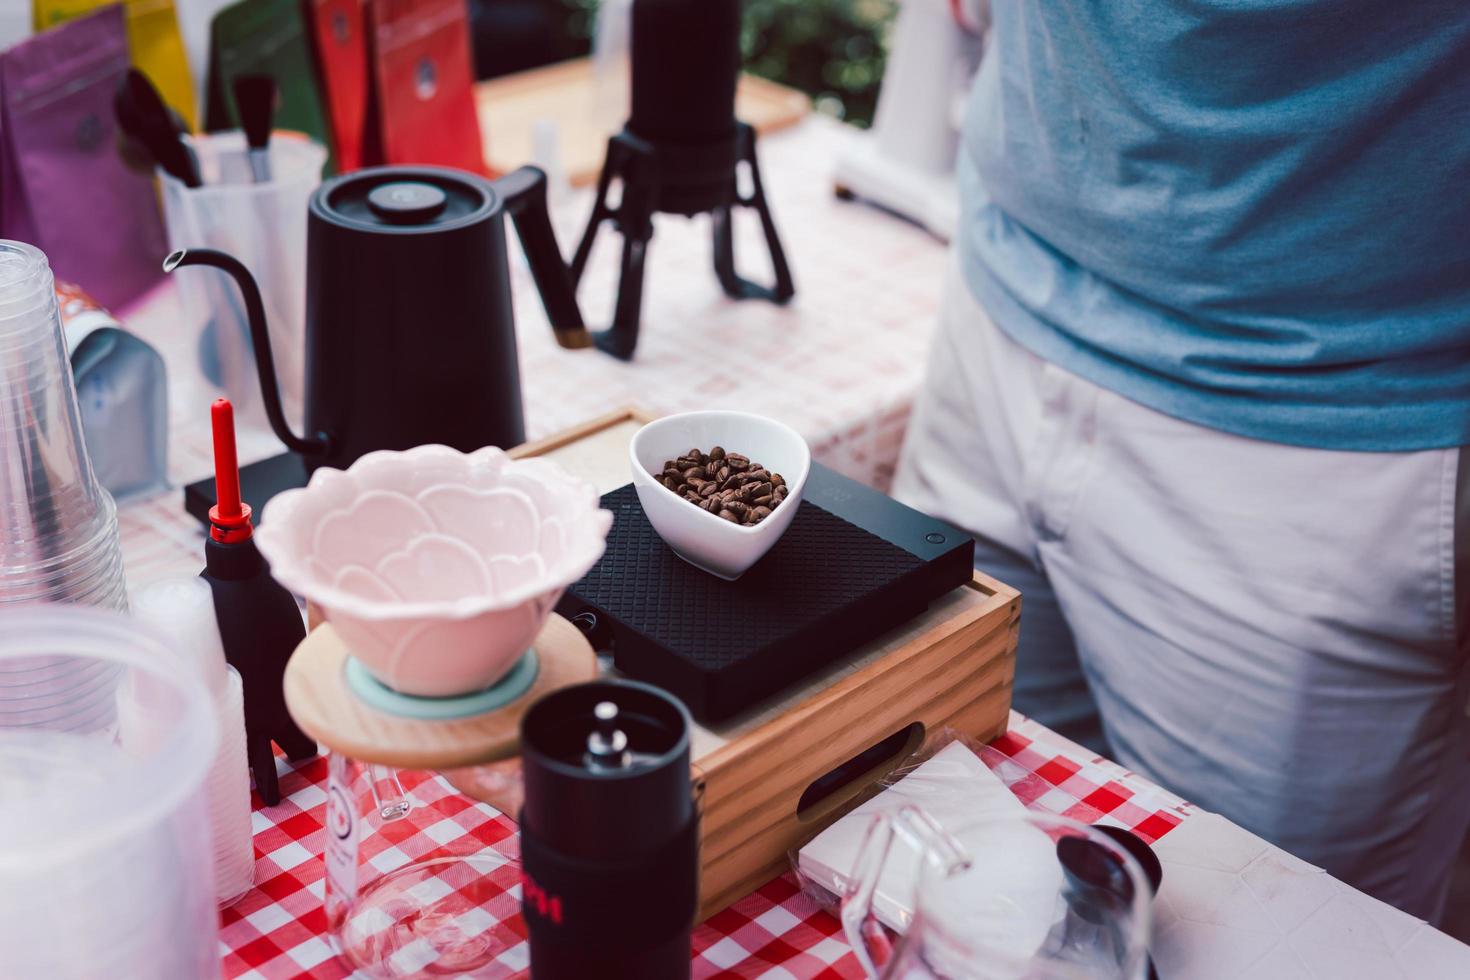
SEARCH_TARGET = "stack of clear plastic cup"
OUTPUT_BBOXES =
[0,240,130,732]
[0,608,220,980]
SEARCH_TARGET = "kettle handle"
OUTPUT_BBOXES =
[163,248,332,458]
[495,166,594,351]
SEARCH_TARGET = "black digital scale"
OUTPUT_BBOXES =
[557,463,974,723]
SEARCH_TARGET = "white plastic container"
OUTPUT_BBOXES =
[157,132,326,430]
[0,608,220,980]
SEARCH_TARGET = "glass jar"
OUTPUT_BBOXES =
[324,751,525,979]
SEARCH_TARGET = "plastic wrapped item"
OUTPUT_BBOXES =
[157,131,325,428]
[794,731,1153,980]
[839,808,1152,979]
[796,731,1028,929]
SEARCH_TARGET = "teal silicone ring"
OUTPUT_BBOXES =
[344,649,540,720]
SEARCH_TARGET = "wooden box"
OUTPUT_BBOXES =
[490,409,1020,918]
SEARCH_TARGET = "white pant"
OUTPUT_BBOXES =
[894,254,1470,921]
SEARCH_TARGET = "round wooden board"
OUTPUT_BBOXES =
[283,614,596,770]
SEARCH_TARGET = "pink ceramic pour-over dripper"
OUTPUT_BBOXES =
[255,445,612,699]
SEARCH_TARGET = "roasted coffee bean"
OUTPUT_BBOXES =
[650,446,786,526]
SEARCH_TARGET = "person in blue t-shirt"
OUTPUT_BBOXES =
[894,1,1470,920]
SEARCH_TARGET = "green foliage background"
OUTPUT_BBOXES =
[558,0,897,127]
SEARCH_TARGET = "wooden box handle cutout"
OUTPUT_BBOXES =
[796,722,926,824]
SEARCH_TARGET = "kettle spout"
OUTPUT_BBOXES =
[163,248,332,458]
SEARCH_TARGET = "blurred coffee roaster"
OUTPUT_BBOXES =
[833,0,987,240]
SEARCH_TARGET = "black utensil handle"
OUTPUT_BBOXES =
[497,166,593,351]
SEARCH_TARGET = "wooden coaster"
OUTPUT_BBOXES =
[283,614,596,770]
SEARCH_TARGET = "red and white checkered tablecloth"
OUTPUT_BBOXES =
[222,713,1193,979]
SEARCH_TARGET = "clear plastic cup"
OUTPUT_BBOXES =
[0,608,220,980]
[0,241,117,567]
[0,502,121,577]
[0,534,122,590]
[0,549,125,603]
[158,132,326,430]
[0,525,128,610]
[1,242,131,728]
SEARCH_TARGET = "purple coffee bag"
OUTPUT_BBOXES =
[0,6,167,309]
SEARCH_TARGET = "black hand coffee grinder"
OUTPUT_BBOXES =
[520,680,698,979]
[571,0,795,359]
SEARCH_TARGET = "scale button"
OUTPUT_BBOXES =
[925,532,946,544]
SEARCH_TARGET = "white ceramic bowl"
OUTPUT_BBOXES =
[630,411,810,580]
[256,445,612,697]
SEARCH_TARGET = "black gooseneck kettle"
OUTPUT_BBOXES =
[165,165,591,473]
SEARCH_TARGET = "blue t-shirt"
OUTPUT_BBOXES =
[958,2,1470,451]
